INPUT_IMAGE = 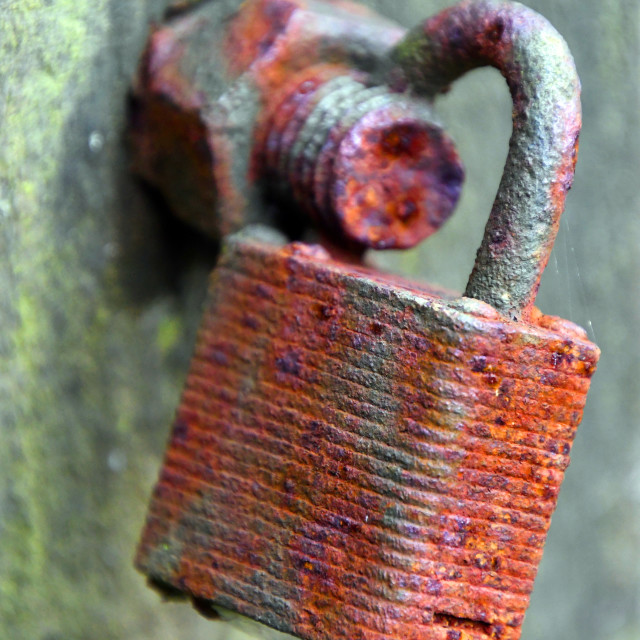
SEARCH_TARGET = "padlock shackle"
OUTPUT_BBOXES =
[391,0,581,321]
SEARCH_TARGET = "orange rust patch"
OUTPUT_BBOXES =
[223,0,300,77]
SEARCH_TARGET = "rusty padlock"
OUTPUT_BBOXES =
[135,1,600,639]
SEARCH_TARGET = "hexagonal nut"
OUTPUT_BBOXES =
[128,0,406,240]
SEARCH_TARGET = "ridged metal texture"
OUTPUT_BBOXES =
[136,230,599,640]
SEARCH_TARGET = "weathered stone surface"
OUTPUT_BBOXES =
[0,1,637,640]
[0,2,216,639]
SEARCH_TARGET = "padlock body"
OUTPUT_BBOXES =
[136,229,598,640]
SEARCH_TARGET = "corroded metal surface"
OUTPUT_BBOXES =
[255,67,463,249]
[130,0,463,249]
[129,0,255,238]
[391,0,582,320]
[136,229,599,640]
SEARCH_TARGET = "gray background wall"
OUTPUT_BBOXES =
[1,1,637,639]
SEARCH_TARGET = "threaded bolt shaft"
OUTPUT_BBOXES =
[255,66,464,250]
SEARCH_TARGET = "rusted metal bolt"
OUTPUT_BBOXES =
[130,0,463,250]
[254,65,463,249]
